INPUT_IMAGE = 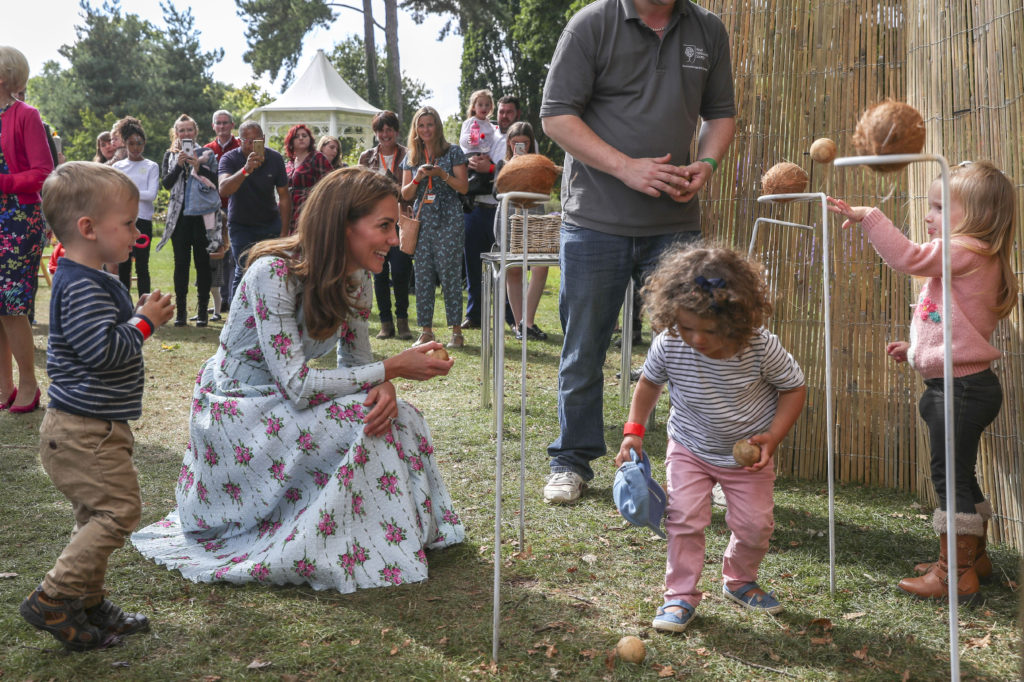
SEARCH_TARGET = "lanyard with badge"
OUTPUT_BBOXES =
[422,150,436,205]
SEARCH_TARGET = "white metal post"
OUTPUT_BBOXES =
[834,153,957,680]
[757,193,836,594]
[490,191,552,663]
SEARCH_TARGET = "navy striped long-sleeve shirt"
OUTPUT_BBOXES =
[46,259,151,421]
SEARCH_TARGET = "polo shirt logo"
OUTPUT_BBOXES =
[681,44,709,71]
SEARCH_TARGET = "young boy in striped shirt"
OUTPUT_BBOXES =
[19,162,174,651]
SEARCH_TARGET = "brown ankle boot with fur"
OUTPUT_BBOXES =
[899,510,982,605]
[913,502,993,581]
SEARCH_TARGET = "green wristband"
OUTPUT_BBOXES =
[699,157,718,173]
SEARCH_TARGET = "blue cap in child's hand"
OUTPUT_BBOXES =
[613,448,667,539]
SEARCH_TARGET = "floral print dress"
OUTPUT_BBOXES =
[0,104,47,315]
[132,255,465,592]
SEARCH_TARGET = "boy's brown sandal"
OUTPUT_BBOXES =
[86,599,151,637]
[19,586,117,651]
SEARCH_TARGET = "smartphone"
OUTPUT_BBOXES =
[253,139,265,158]
[180,139,196,156]
[513,142,527,156]
[421,164,435,171]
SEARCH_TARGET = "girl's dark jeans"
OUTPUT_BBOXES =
[918,369,1002,513]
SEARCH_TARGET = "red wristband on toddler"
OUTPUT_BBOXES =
[623,421,645,438]
[131,316,153,340]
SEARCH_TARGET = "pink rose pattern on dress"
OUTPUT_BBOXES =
[131,260,464,593]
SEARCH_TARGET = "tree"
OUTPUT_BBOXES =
[27,1,224,162]
[328,37,431,131]
[403,0,576,157]
[235,0,405,118]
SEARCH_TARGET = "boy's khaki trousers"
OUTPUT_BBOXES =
[38,408,141,601]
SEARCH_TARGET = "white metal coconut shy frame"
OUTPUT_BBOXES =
[833,153,961,681]
[756,192,839,596]
[486,192,636,662]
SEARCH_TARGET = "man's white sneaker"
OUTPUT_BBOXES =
[543,472,585,504]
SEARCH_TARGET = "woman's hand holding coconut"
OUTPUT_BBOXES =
[383,343,455,382]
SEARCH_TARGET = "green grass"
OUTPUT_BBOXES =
[0,238,1020,680]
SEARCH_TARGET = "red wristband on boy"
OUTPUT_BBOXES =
[131,316,153,341]
[623,421,645,438]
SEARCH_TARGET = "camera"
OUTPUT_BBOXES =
[180,139,196,156]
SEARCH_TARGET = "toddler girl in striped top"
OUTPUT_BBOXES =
[615,243,806,633]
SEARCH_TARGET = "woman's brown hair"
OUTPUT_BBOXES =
[246,167,400,340]
[405,106,450,166]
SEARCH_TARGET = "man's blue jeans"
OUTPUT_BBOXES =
[547,224,699,481]
[229,218,282,294]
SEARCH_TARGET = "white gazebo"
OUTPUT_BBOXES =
[245,49,379,149]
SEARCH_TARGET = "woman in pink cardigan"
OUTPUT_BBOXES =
[0,46,54,414]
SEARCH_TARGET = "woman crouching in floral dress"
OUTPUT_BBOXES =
[133,167,464,592]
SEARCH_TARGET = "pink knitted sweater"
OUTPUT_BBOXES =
[860,208,1001,379]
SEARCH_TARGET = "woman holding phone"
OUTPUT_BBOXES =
[157,114,218,327]
[400,106,469,348]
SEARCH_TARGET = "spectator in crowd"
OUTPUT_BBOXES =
[539,0,736,504]
[284,123,332,228]
[400,106,469,349]
[317,134,345,170]
[205,109,239,316]
[218,120,290,293]
[156,114,218,327]
[458,89,502,330]
[93,131,114,163]
[113,119,158,296]
[106,116,138,166]
[0,45,53,414]
[493,121,549,341]
[359,111,413,340]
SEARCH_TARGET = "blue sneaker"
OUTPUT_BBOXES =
[652,599,695,633]
[723,582,784,614]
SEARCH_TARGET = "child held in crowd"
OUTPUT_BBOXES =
[828,161,1018,604]
[459,88,496,158]
[19,162,174,651]
[615,244,805,633]
[112,120,158,295]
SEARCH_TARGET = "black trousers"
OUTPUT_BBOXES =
[373,244,413,322]
[170,214,211,301]
[919,369,1002,513]
[118,218,152,294]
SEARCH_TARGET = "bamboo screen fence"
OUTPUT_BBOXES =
[697,0,1023,550]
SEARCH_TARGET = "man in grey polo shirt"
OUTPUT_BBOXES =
[540,0,736,504]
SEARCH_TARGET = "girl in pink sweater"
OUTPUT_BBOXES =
[828,161,1018,605]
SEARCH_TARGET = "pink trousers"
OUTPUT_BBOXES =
[663,440,775,607]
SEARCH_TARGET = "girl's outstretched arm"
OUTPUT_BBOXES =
[615,375,664,467]
[827,196,874,227]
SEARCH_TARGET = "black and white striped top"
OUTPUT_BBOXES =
[46,259,149,421]
[642,327,804,467]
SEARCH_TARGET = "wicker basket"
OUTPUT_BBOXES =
[507,213,561,254]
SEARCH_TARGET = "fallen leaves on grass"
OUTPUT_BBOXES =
[511,544,533,560]
[842,611,866,620]
[0,572,17,579]
[964,633,991,649]
[652,662,676,677]
[246,659,272,670]
[533,621,576,634]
